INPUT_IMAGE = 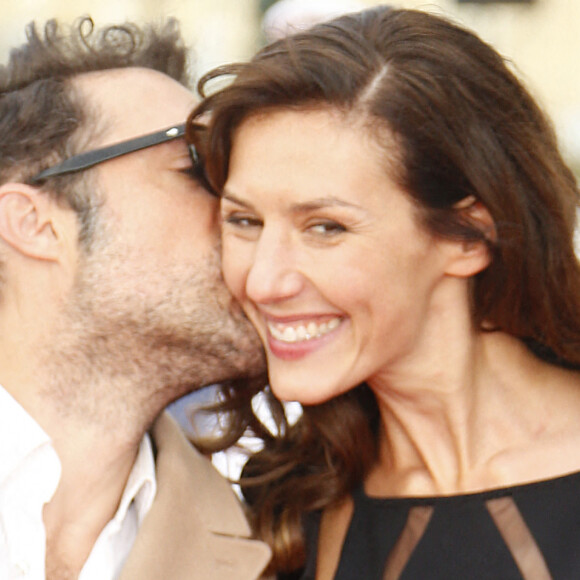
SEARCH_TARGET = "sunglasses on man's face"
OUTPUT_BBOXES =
[29,123,216,195]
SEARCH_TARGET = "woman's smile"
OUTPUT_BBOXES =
[267,316,343,343]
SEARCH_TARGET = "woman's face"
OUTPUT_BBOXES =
[221,108,461,404]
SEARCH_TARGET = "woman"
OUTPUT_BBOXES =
[187,6,580,579]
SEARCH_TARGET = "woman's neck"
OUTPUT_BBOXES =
[366,330,580,497]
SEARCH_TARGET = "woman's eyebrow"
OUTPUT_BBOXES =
[221,191,254,209]
[221,193,366,214]
[289,197,364,213]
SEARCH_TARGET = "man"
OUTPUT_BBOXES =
[0,17,270,579]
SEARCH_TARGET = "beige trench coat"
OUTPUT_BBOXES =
[119,413,271,579]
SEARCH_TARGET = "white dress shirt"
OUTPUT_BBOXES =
[0,386,157,579]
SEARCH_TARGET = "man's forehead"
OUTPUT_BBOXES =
[71,67,196,146]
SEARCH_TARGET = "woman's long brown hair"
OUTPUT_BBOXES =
[188,7,580,573]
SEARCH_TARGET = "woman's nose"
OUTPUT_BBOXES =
[245,231,304,304]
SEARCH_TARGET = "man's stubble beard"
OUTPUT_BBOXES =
[41,214,266,426]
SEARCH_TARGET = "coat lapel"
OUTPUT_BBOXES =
[119,413,271,580]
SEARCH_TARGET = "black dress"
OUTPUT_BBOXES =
[287,470,580,580]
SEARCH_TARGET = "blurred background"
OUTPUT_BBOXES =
[0,0,579,174]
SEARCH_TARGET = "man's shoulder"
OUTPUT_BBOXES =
[118,412,271,580]
[151,412,252,534]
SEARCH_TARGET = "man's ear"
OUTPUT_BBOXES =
[0,183,64,261]
[444,196,496,278]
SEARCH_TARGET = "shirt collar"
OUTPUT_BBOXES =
[0,383,156,525]
[110,433,157,528]
[0,385,61,491]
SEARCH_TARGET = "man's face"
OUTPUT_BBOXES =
[52,69,265,409]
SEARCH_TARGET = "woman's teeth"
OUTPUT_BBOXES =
[268,317,341,343]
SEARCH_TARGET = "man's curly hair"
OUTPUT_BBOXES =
[0,17,189,244]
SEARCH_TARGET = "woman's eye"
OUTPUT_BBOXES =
[222,214,263,228]
[308,221,347,235]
